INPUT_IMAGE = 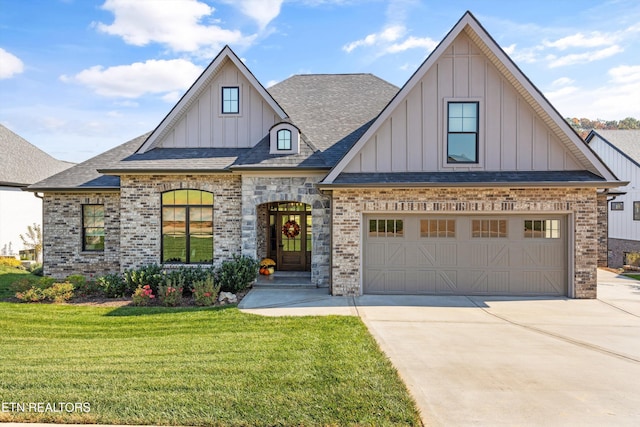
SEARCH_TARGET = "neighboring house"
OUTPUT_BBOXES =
[586,130,640,267]
[0,124,73,258]
[28,12,621,298]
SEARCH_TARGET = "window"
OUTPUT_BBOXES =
[221,86,239,114]
[420,219,456,238]
[368,219,404,237]
[524,219,560,239]
[83,205,105,251]
[277,129,292,150]
[447,102,478,163]
[610,201,624,211]
[635,202,640,221]
[162,190,214,264]
[472,219,507,238]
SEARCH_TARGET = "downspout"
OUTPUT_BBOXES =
[33,192,44,266]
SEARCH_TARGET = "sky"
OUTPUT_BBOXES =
[1,0,640,163]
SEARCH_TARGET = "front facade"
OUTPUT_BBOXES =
[586,130,640,267]
[29,12,620,298]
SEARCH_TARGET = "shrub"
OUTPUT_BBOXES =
[30,265,44,276]
[43,282,75,303]
[124,264,163,295]
[192,275,221,306]
[216,255,259,293]
[15,287,46,302]
[97,273,127,298]
[625,252,640,267]
[164,266,215,296]
[132,285,155,306]
[0,257,22,268]
[10,276,44,294]
[158,280,183,307]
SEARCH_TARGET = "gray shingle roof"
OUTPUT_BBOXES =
[100,147,249,172]
[0,124,73,187]
[330,171,607,186]
[267,74,399,164]
[232,135,329,169]
[28,133,148,191]
[592,130,640,166]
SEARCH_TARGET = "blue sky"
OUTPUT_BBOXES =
[1,0,639,163]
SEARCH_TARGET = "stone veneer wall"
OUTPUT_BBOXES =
[119,174,242,272]
[43,192,121,278]
[241,175,331,287]
[608,238,640,268]
[331,187,599,298]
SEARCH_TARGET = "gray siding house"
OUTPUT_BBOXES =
[29,12,621,298]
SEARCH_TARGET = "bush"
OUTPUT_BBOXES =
[16,282,74,303]
[192,275,220,306]
[29,263,43,275]
[216,255,259,293]
[625,252,640,267]
[97,273,127,298]
[124,264,163,295]
[158,280,183,307]
[0,257,22,268]
[164,266,215,296]
[10,276,45,294]
[132,285,155,306]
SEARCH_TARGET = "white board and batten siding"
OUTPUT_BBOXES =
[155,61,280,150]
[589,135,640,241]
[343,32,582,174]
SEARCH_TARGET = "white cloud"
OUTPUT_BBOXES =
[0,48,24,79]
[95,0,252,53]
[551,77,575,87]
[60,59,204,99]
[502,43,516,55]
[386,35,438,54]
[543,32,617,50]
[547,45,623,68]
[232,0,283,29]
[608,64,640,83]
[343,25,405,53]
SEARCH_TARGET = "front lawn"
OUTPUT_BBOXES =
[0,265,32,299]
[0,303,420,426]
[624,273,640,281]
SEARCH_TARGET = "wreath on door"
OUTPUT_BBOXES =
[282,220,301,239]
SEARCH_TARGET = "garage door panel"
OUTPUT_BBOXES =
[363,215,567,296]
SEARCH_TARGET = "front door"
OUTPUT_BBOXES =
[276,212,309,271]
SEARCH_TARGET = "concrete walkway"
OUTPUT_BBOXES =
[239,269,640,426]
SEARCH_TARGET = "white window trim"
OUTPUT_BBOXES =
[442,97,484,169]
[269,123,300,154]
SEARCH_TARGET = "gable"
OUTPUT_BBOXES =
[323,12,618,184]
[587,131,639,187]
[138,47,286,153]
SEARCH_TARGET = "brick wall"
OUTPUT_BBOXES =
[43,192,120,278]
[608,238,640,268]
[331,187,599,298]
[119,174,242,272]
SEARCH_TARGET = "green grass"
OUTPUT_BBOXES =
[0,265,33,299]
[624,273,640,281]
[0,303,420,426]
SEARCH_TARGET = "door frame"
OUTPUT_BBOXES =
[267,202,312,271]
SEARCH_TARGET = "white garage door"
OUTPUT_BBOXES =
[363,215,567,296]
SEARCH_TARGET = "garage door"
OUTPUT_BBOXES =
[363,215,567,296]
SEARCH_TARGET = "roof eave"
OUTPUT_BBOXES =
[24,186,121,193]
[97,168,234,175]
[317,181,626,189]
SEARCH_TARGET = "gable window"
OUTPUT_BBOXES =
[610,201,624,211]
[83,205,105,251]
[447,102,478,163]
[162,190,214,264]
[277,129,292,150]
[221,86,239,114]
[635,202,640,221]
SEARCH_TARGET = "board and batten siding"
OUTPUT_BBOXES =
[343,32,582,174]
[155,61,279,149]
[589,136,640,241]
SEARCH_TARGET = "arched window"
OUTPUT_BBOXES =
[277,129,292,150]
[161,189,213,264]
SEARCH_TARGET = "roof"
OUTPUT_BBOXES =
[587,130,640,168]
[28,134,148,191]
[0,124,73,187]
[325,171,615,188]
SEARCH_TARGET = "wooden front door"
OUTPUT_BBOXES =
[276,212,310,271]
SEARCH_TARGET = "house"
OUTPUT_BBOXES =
[0,124,72,259]
[586,130,640,267]
[28,12,622,298]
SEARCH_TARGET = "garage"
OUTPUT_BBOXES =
[363,215,568,296]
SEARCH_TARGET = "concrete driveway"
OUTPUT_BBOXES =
[240,270,640,426]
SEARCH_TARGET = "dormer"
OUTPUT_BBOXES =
[269,122,300,154]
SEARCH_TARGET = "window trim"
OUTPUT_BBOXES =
[277,129,292,150]
[220,86,240,115]
[161,190,214,265]
[610,201,624,211]
[443,98,483,168]
[82,204,105,252]
[634,201,640,221]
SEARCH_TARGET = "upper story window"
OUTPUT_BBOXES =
[610,201,624,211]
[634,202,640,221]
[221,86,239,114]
[83,204,105,251]
[447,102,478,164]
[277,129,292,150]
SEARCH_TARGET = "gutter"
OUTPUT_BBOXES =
[317,180,628,189]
